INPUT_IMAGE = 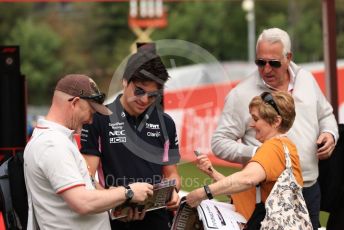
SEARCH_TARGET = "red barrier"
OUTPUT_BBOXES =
[74,68,344,168]
[164,69,344,167]
[0,213,5,230]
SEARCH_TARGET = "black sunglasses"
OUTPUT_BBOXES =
[133,85,161,100]
[260,92,281,115]
[255,59,282,68]
[68,93,106,104]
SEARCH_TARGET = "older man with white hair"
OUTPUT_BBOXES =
[211,28,338,229]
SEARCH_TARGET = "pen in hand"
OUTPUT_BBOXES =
[194,150,213,173]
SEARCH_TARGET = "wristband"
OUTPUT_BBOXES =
[203,185,213,200]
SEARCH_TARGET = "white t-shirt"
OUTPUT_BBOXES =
[24,119,110,230]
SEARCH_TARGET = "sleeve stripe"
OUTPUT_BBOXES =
[56,183,86,194]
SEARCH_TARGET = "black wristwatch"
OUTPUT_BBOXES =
[124,185,134,203]
[203,185,213,200]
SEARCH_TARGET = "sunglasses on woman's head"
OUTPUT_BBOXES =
[255,59,282,68]
[260,92,281,115]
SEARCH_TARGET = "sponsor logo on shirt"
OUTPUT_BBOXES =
[145,123,160,130]
[175,135,179,145]
[147,131,161,138]
[108,122,126,143]
[110,137,126,143]
[80,130,88,138]
[80,129,89,142]
[109,122,124,130]
[109,130,126,136]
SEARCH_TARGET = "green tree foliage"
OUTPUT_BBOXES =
[153,1,247,65]
[85,2,135,92]
[1,1,344,104]
[32,3,134,94]
[0,3,33,42]
[5,19,63,105]
[287,0,323,62]
[335,0,344,58]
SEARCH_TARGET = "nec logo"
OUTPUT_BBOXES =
[110,137,126,143]
[109,130,125,136]
[145,123,160,129]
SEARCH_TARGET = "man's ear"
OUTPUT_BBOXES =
[69,97,79,108]
[123,80,128,88]
[286,52,293,61]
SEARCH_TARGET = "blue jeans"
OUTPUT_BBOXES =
[302,181,321,230]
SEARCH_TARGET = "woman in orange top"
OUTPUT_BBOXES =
[186,91,303,221]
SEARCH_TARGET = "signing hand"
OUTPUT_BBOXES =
[196,154,214,176]
[196,155,225,182]
[130,182,153,203]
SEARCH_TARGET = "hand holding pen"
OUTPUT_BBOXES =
[194,150,226,182]
[194,150,213,173]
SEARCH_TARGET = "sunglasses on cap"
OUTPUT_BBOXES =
[255,59,282,68]
[260,92,281,115]
[68,93,106,104]
[133,85,161,100]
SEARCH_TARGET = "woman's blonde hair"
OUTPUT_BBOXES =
[249,91,296,133]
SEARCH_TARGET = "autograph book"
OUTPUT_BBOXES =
[109,179,176,220]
